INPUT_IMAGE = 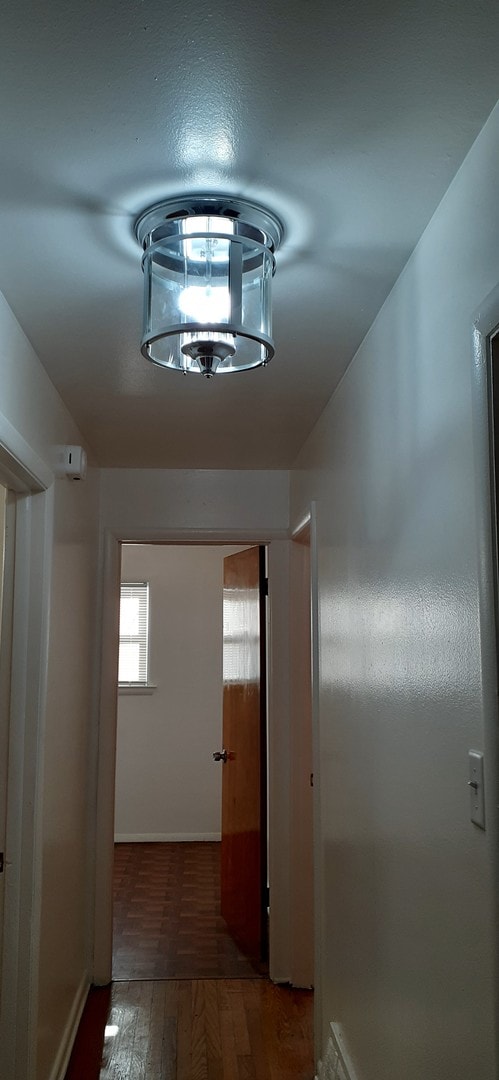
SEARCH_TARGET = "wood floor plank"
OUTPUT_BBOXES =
[160,1017,177,1080]
[176,980,193,1080]
[207,1059,225,1080]
[271,984,314,1079]
[153,980,178,1079]
[244,1005,272,1080]
[191,981,209,1080]
[100,983,134,1080]
[204,979,223,1062]
[146,981,168,1074]
[241,980,262,1008]
[219,997,240,1079]
[237,1056,257,1080]
[131,980,153,1080]
[230,987,251,1056]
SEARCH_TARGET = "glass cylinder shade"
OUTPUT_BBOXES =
[135,196,283,377]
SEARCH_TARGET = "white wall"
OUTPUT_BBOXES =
[115,544,245,841]
[291,103,499,1079]
[0,290,93,469]
[99,468,289,536]
[37,471,100,1080]
[0,291,100,1080]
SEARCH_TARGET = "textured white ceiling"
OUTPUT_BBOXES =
[0,0,498,467]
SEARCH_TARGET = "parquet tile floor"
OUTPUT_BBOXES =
[113,842,266,981]
[65,978,315,1079]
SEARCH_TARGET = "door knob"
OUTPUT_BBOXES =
[213,749,228,763]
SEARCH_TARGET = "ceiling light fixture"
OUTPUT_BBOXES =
[135,195,283,378]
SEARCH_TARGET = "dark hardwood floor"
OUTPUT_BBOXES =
[65,979,314,1079]
[64,842,314,1078]
[113,842,266,980]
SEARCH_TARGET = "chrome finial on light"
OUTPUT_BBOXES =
[135,194,283,376]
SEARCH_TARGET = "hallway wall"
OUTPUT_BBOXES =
[0,290,100,1080]
[37,470,100,1080]
[291,102,499,1079]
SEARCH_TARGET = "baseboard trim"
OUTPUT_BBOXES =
[316,1022,358,1080]
[48,973,89,1080]
[114,832,221,843]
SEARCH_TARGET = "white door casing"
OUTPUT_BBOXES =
[0,409,53,1080]
[92,528,293,987]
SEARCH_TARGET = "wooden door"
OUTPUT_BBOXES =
[220,546,267,961]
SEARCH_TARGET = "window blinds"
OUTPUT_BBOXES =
[119,582,149,684]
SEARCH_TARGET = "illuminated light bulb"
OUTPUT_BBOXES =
[182,216,234,263]
[178,285,230,324]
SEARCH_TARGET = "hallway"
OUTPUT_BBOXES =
[3,13,499,1070]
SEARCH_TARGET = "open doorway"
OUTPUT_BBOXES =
[112,542,267,981]
[93,525,314,1003]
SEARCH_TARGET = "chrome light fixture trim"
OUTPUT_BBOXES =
[135,194,283,377]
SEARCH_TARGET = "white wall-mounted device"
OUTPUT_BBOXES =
[53,445,87,481]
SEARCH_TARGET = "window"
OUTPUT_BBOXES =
[118,582,149,685]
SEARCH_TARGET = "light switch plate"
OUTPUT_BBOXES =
[468,751,485,830]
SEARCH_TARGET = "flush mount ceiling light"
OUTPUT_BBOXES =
[134,194,283,378]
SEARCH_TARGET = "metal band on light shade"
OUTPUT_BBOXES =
[135,195,283,377]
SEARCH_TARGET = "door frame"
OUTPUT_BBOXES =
[0,484,11,983]
[0,411,54,1080]
[92,526,292,986]
[471,284,499,1068]
[290,503,322,1056]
